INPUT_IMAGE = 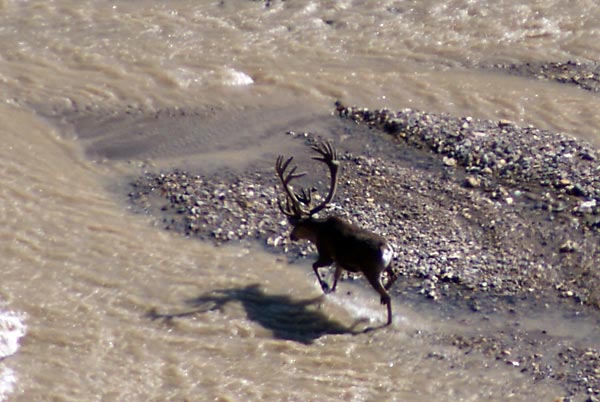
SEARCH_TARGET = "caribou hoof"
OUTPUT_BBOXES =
[320,281,332,294]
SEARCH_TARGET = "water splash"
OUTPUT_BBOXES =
[0,367,16,402]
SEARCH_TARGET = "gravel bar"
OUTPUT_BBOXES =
[129,103,600,400]
[491,60,600,93]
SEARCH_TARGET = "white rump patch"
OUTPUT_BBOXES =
[382,243,394,267]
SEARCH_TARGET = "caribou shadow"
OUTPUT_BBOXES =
[147,283,367,344]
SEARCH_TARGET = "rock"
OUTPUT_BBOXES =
[557,178,572,187]
[578,199,596,214]
[465,176,481,188]
[498,119,514,127]
[559,240,578,253]
[443,156,457,167]
[570,183,587,197]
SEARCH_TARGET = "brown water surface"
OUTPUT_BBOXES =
[2,1,600,400]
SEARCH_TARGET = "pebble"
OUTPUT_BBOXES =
[465,176,481,188]
[579,199,597,214]
[443,156,457,167]
[559,240,578,253]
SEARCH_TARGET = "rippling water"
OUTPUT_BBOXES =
[1,0,599,400]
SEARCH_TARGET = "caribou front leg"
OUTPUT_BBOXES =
[330,264,343,293]
[312,256,334,293]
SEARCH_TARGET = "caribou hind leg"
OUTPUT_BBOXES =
[365,270,393,326]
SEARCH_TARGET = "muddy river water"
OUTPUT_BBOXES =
[1,1,600,401]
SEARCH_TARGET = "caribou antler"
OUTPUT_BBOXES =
[275,155,306,218]
[308,141,339,216]
[275,140,339,219]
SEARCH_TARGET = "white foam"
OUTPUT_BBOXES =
[0,367,16,402]
[222,68,253,86]
[0,309,26,359]
[0,308,26,402]
[169,67,203,89]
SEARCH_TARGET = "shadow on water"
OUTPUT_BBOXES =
[147,284,373,344]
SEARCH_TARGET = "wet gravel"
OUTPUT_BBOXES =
[491,60,600,93]
[129,103,599,400]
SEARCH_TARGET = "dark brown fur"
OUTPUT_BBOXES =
[289,216,395,325]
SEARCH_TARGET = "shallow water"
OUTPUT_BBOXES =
[1,0,600,400]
